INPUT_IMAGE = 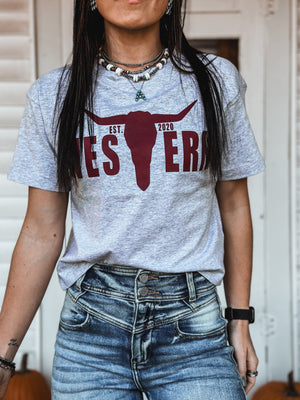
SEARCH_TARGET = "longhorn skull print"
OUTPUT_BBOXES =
[85,100,197,190]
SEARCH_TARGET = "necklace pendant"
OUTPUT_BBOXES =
[136,89,147,102]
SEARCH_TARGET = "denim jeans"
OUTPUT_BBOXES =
[52,264,246,399]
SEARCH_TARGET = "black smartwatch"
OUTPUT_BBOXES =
[225,306,255,324]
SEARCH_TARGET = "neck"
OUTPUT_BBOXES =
[103,21,162,68]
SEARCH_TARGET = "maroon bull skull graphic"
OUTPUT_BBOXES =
[85,100,197,191]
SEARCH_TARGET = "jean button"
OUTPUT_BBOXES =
[139,287,149,297]
[139,273,149,284]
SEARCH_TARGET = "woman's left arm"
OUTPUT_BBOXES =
[215,178,259,395]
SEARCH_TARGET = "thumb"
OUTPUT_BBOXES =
[233,346,247,379]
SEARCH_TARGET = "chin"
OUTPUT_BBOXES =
[114,17,158,31]
[99,0,166,32]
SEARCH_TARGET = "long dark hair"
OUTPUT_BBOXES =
[55,0,226,191]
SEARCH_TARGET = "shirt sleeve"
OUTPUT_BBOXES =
[7,81,62,192]
[219,68,265,181]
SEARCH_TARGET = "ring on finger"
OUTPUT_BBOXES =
[246,370,258,377]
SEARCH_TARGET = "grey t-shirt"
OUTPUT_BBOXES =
[8,55,265,290]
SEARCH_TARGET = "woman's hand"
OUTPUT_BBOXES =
[227,319,259,395]
[0,369,12,399]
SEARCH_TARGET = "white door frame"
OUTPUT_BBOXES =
[263,0,295,382]
[290,0,298,380]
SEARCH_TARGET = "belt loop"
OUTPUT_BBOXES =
[76,271,86,292]
[186,272,196,302]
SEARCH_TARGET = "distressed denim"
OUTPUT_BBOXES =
[51,264,246,399]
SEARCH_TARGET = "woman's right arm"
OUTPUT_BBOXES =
[0,186,68,398]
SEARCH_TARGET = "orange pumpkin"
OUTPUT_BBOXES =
[253,372,300,400]
[4,353,51,400]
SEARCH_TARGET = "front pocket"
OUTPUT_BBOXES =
[59,291,92,331]
[174,295,226,339]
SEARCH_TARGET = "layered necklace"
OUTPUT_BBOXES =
[98,48,169,102]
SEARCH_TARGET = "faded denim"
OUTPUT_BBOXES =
[51,264,246,399]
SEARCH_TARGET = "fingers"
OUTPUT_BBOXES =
[234,346,247,379]
[0,370,11,399]
[244,352,259,394]
[227,322,259,395]
[245,375,256,394]
[233,342,259,395]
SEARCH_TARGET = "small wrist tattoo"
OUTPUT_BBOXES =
[8,339,19,348]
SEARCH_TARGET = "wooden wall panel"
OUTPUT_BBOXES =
[0,0,40,371]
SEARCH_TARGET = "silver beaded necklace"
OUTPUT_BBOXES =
[98,48,169,102]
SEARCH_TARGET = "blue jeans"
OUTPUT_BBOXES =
[52,264,246,399]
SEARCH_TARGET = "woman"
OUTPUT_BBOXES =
[0,0,264,398]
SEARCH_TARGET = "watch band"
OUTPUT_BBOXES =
[225,306,255,323]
